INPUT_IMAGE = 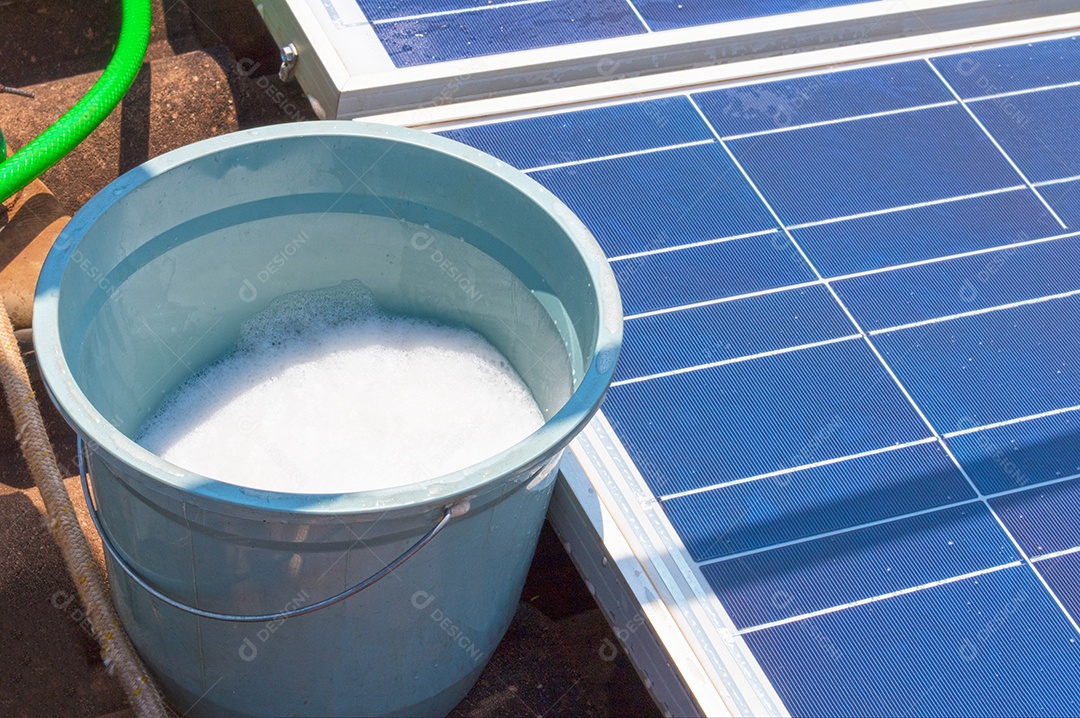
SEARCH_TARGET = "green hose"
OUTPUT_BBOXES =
[0,0,151,202]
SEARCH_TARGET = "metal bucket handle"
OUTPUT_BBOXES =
[78,437,470,623]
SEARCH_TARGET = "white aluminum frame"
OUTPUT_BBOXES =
[255,0,1080,118]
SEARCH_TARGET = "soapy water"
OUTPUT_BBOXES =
[136,281,545,493]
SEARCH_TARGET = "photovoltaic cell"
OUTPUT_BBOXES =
[614,285,853,382]
[530,143,775,257]
[968,85,1080,183]
[609,233,813,316]
[633,0,872,32]
[370,0,645,66]
[874,294,1080,431]
[438,96,711,169]
[1036,552,1080,624]
[442,32,1080,717]
[833,233,1080,331]
[931,36,1080,98]
[701,503,1017,629]
[693,61,952,138]
[948,410,1080,495]
[728,105,1022,225]
[790,188,1061,277]
[604,339,930,496]
[1042,179,1080,226]
[663,441,974,561]
[990,480,1080,558]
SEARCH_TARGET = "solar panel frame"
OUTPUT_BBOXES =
[257,0,1080,117]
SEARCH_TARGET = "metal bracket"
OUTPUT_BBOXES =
[279,43,298,82]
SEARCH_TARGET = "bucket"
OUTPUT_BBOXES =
[32,121,622,717]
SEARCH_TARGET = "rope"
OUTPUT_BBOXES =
[0,301,170,718]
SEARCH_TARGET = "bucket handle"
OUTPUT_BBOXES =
[78,438,469,623]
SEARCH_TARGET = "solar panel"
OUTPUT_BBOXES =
[430,31,1080,716]
[258,0,1073,117]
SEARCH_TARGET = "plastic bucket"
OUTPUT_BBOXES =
[32,121,622,717]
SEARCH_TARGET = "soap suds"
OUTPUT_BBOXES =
[137,282,544,493]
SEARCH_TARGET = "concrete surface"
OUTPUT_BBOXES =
[0,0,664,715]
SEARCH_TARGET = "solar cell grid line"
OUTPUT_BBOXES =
[1034,544,1080,563]
[716,100,958,141]
[660,402,1080,527]
[610,333,863,387]
[522,138,715,173]
[685,90,1080,636]
[1039,172,1080,185]
[783,185,1027,230]
[623,0,652,32]
[622,280,820,320]
[945,402,1080,438]
[867,286,1080,336]
[689,490,980,565]
[732,562,1024,634]
[658,436,940,502]
[971,78,1080,101]
[826,225,1080,283]
[607,227,778,262]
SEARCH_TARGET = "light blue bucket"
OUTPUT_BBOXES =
[32,121,622,717]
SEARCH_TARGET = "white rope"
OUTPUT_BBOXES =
[0,301,170,718]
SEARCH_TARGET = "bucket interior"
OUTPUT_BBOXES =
[50,128,606,472]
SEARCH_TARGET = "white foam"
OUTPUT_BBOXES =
[136,282,545,493]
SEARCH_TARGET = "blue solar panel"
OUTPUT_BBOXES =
[440,32,1080,717]
[360,0,877,66]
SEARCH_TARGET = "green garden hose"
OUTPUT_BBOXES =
[0,0,151,202]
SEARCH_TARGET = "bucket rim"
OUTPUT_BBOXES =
[32,120,623,516]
